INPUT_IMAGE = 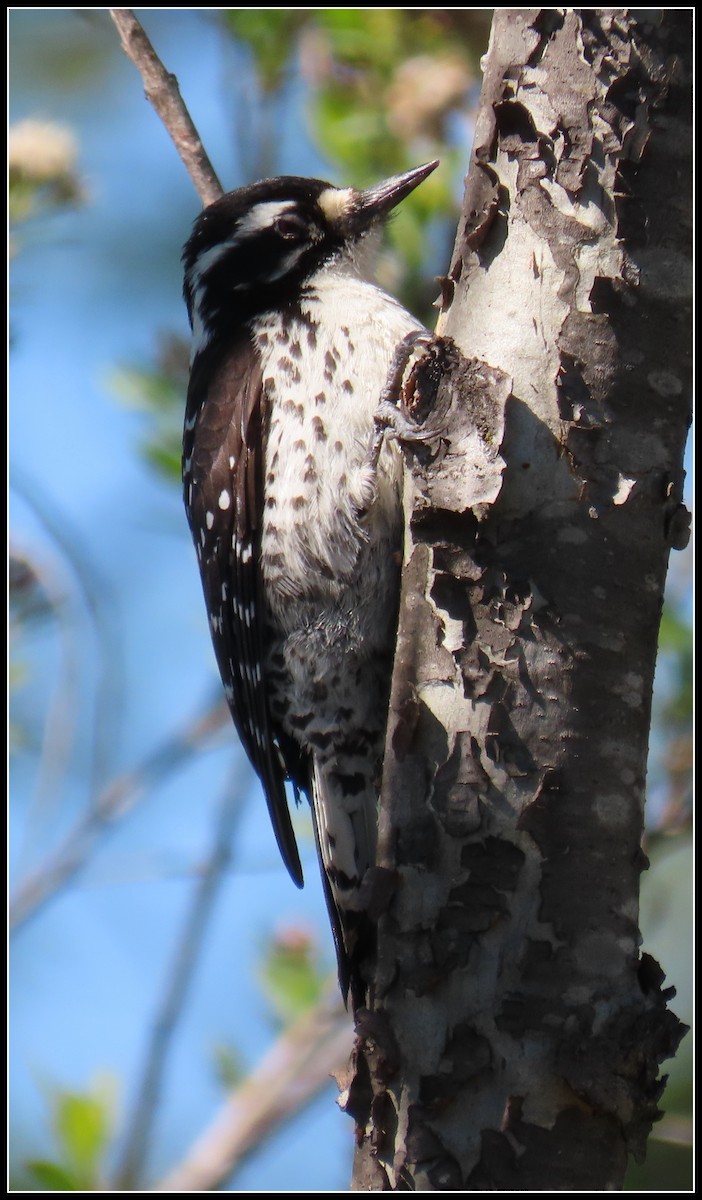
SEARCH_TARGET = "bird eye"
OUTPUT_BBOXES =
[274,214,307,240]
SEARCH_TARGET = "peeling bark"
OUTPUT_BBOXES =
[346,9,690,1191]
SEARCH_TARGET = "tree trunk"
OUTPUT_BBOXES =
[342,9,691,1190]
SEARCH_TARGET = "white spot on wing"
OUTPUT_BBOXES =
[613,475,636,505]
[218,489,231,510]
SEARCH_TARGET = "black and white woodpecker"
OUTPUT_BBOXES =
[182,161,438,1004]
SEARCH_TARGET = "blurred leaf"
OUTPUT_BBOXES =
[624,1136,692,1191]
[24,1079,117,1191]
[658,603,693,654]
[108,364,183,415]
[657,604,692,726]
[647,593,693,833]
[107,336,189,484]
[24,1159,86,1191]
[144,440,183,482]
[222,10,309,92]
[9,9,118,91]
[258,926,327,1026]
[307,8,481,178]
[52,1089,110,1177]
[211,1042,246,1090]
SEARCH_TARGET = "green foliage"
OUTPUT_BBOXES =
[224,6,488,184]
[257,926,327,1026]
[211,1042,246,1091]
[224,8,480,273]
[107,336,190,485]
[10,9,116,91]
[624,1134,692,1191]
[657,602,692,728]
[23,1159,84,1191]
[24,1081,116,1191]
[223,10,310,93]
[307,10,475,176]
[647,587,693,836]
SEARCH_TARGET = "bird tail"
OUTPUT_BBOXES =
[310,758,378,1010]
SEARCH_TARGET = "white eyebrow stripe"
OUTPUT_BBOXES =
[188,199,298,285]
[237,199,297,235]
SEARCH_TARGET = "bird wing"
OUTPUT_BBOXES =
[183,336,304,886]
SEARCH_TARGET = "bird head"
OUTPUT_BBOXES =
[183,161,439,345]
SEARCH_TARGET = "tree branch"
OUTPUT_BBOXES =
[108,8,223,206]
[111,775,248,1189]
[10,540,83,872]
[11,470,125,858]
[155,989,353,1191]
[9,698,230,931]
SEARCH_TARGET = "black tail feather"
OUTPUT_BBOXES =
[309,803,375,1012]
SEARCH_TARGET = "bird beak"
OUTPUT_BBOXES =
[359,160,439,221]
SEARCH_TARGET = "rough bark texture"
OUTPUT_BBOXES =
[344,9,690,1191]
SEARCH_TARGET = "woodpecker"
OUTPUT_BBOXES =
[182,161,438,1004]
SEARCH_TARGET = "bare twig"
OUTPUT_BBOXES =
[650,1114,693,1148]
[11,470,125,856]
[112,775,248,1189]
[10,541,82,870]
[9,697,230,931]
[155,989,353,1191]
[108,8,223,206]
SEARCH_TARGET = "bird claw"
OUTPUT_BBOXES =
[377,330,434,409]
[374,401,442,445]
[373,330,446,460]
